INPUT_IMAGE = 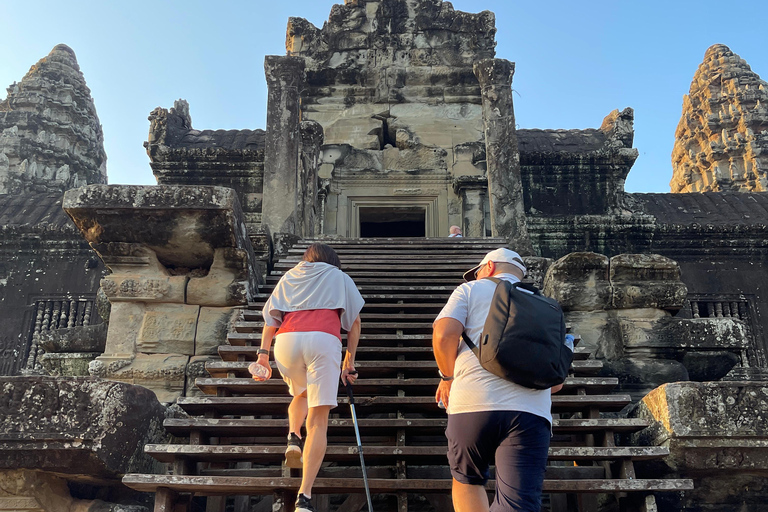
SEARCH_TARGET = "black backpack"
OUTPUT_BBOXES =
[461,278,572,390]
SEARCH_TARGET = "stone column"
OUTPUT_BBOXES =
[474,58,533,254]
[454,176,487,238]
[262,55,305,246]
[298,120,324,238]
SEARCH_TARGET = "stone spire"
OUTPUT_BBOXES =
[0,44,107,195]
[671,44,768,193]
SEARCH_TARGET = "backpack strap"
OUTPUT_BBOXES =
[461,276,504,350]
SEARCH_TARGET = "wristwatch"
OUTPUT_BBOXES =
[438,370,454,381]
[257,348,269,356]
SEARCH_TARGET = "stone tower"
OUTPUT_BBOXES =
[0,44,107,195]
[671,44,768,193]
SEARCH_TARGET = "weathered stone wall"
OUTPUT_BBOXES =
[0,193,105,377]
[629,382,768,512]
[543,252,755,400]
[0,45,107,195]
[671,44,768,193]
[288,0,495,237]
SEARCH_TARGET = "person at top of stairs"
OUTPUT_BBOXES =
[433,248,565,512]
[252,242,365,512]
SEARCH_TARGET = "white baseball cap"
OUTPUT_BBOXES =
[463,248,527,282]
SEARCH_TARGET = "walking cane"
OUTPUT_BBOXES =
[345,372,374,512]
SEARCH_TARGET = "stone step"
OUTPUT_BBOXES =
[163,412,638,438]
[217,345,592,362]
[265,276,465,286]
[205,361,610,387]
[251,293,462,303]
[243,311,448,322]
[286,247,501,256]
[256,285,459,296]
[246,301,450,311]
[293,237,506,246]
[226,332,437,347]
[191,382,631,410]
[177,398,653,433]
[144,444,671,465]
[122,474,694,495]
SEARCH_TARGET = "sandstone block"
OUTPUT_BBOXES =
[100,275,187,303]
[39,352,99,377]
[38,323,107,353]
[0,376,169,479]
[102,302,146,358]
[628,382,768,510]
[195,307,239,355]
[107,354,189,403]
[137,304,199,355]
[543,252,611,311]
[186,355,219,397]
[187,248,249,307]
[609,254,687,311]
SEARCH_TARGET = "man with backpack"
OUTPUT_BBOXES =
[432,248,570,512]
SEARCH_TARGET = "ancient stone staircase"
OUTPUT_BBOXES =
[123,238,693,512]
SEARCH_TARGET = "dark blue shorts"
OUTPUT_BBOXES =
[446,410,551,512]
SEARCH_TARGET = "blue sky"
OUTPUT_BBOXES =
[2,1,767,193]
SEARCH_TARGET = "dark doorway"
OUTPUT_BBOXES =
[359,206,426,237]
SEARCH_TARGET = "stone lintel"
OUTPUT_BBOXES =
[453,175,487,194]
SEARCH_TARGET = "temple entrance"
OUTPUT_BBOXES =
[359,206,426,237]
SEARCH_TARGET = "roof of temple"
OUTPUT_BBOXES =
[0,192,73,229]
[628,192,768,226]
[518,129,608,154]
[174,128,265,151]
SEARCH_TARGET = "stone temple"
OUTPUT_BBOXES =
[1,1,768,511]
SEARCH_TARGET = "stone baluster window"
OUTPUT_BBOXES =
[20,297,97,374]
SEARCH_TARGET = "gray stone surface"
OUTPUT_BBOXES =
[629,382,768,511]
[474,58,532,253]
[261,56,305,242]
[38,323,107,353]
[0,376,171,480]
[0,193,105,377]
[0,45,107,195]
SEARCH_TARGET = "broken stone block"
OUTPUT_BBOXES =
[137,304,199,355]
[629,382,768,511]
[195,307,239,355]
[39,353,100,377]
[543,252,611,311]
[186,355,219,398]
[609,254,687,311]
[0,376,169,479]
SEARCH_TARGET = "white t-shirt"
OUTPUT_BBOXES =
[434,273,552,423]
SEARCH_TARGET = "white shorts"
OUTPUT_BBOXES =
[273,331,342,408]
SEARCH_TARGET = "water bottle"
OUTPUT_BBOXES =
[564,334,575,352]
[248,362,270,381]
[437,400,446,410]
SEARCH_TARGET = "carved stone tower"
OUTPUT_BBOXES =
[0,44,107,195]
[671,44,768,193]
